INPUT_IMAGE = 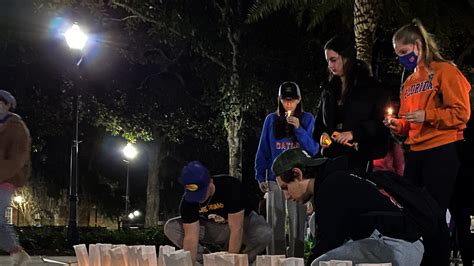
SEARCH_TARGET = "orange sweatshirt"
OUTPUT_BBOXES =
[394,61,471,151]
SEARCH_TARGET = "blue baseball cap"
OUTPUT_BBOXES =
[179,161,211,203]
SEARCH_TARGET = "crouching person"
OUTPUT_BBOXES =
[164,161,272,264]
[271,148,424,266]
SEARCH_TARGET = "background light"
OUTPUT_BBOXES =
[64,23,88,50]
[123,143,138,160]
[14,196,23,204]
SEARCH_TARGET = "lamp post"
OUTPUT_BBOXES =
[13,196,23,226]
[64,22,87,246]
[122,143,138,229]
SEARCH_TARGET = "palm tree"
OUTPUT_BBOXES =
[248,0,382,67]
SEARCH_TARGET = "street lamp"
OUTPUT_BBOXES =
[122,143,138,228]
[128,210,141,223]
[13,196,23,226]
[64,22,87,246]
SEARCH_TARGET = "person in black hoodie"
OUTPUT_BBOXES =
[314,35,389,174]
[271,148,424,266]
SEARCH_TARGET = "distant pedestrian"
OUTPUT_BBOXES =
[0,89,32,266]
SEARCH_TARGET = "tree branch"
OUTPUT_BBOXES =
[110,1,183,38]
[111,1,160,26]
[109,15,140,22]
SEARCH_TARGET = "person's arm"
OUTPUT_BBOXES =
[425,65,471,129]
[0,121,30,182]
[182,221,200,263]
[313,95,327,146]
[295,113,319,156]
[227,209,245,254]
[255,115,273,184]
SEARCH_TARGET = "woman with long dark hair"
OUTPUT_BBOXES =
[314,35,389,174]
[255,81,318,257]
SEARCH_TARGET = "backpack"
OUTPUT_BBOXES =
[352,171,444,238]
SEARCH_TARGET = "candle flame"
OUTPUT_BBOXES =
[286,110,292,117]
[387,107,393,116]
[323,138,332,145]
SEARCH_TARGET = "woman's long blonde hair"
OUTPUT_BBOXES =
[393,18,447,67]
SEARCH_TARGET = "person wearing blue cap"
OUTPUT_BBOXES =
[0,89,31,266]
[164,161,272,264]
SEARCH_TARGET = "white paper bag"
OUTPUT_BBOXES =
[127,245,143,266]
[162,249,193,266]
[214,253,249,266]
[98,244,113,266]
[203,251,228,266]
[73,244,90,266]
[88,244,101,266]
[319,260,353,266]
[110,245,129,266]
[256,255,286,266]
[157,245,175,266]
[278,257,305,266]
[356,262,392,266]
[140,245,158,266]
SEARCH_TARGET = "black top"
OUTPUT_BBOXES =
[459,114,474,164]
[313,60,389,163]
[310,165,419,261]
[180,175,252,224]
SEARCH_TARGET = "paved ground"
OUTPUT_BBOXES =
[0,256,77,265]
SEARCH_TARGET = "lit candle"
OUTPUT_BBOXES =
[322,137,332,146]
[386,107,393,118]
[285,110,292,117]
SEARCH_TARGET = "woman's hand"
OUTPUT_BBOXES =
[383,117,399,131]
[259,181,268,193]
[286,115,300,128]
[333,131,353,146]
[400,110,425,123]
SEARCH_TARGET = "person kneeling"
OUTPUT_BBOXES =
[164,161,272,264]
[272,148,424,266]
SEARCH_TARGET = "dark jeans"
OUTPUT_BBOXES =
[449,144,473,266]
[404,142,460,266]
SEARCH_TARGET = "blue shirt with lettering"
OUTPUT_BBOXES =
[255,112,318,183]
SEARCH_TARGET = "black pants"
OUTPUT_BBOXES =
[449,146,474,266]
[404,142,460,266]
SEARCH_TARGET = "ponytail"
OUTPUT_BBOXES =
[393,19,447,67]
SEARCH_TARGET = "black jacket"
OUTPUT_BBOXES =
[308,159,421,263]
[314,61,389,162]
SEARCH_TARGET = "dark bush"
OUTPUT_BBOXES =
[0,226,171,256]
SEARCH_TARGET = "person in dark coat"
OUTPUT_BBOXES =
[314,35,389,174]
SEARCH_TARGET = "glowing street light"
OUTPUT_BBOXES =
[64,22,88,247]
[122,143,138,229]
[123,143,138,160]
[128,210,141,220]
[13,195,23,225]
[64,24,88,50]
[13,196,23,204]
